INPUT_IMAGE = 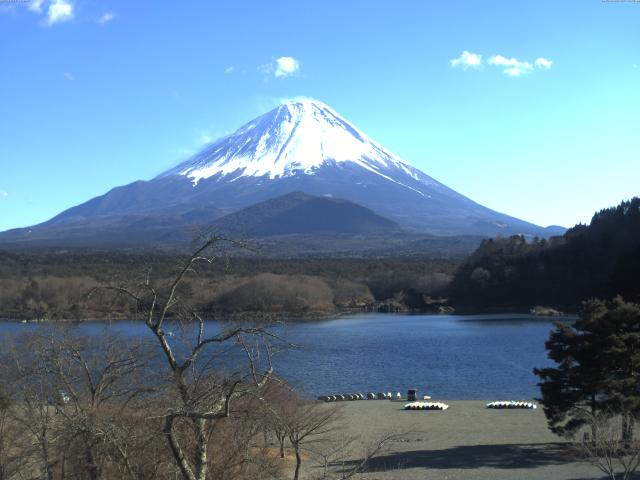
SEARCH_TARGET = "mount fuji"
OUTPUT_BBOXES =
[0,99,563,250]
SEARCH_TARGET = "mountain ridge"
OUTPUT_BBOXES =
[0,99,565,250]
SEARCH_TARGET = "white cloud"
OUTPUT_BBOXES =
[450,50,483,69]
[224,66,234,74]
[535,57,553,70]
[63,71,74,81]
[0,190,7,200]
[259,56,301,79]
[28,0,46,12]
[488,55,534,77]
[274,56,300,77]
[503,66,529,77]
[98,11,115,24]
[452,50,552,77]
[47,0,73,25]
[11,0,78,25]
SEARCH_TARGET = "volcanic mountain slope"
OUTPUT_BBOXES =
[0,99,563,249]
[211,192,400,236]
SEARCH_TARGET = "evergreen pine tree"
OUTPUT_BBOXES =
[594,297,640,445]
[535,297,640,441]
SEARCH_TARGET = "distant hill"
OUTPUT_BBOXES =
[450,197,640,309]
[0,190,483,257]
[212,192,399,236]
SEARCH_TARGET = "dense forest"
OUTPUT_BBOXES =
[0,253,456,320]
[2,198,638,320]
[450,198,640,311]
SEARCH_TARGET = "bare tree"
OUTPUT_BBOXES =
[203,394,284,480]
[3,334,63,480]
[260,380,294,459]
[243,371,342,480]
[93,236,283,480]
[261,382,407,480]
[0,388,29,480]
[577,411,640,480]
[284,401,341,480]
[41,333,152,479]
[1,331,158,480]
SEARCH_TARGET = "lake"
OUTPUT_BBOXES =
[0,313,566,400]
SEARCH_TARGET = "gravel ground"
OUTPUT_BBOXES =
[301,400,608,480]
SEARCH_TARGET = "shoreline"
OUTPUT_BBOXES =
[0,308,577,324]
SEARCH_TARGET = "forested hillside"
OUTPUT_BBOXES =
[450,198,640,310]
[0,253,456,320]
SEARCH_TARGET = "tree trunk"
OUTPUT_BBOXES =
[293,445,301,480]
[622,411,634,448]
[590,394,598,444]
[79,430,99,480]
[40,429,54,480]
[85,447,98,480]
[60,451,66,480]
[194,418,209,480]
[164,417,197,480]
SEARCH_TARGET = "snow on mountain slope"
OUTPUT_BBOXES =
[0,98,560,248]
[160,100,436,196]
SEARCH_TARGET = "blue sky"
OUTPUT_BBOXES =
[1,0,638,231]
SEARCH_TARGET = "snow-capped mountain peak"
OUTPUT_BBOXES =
[1,100,556,245]
[161,99,426,190]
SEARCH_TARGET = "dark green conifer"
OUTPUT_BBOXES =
[535,297,640,442]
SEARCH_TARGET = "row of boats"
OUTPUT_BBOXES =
[318,392,402,402]
[405,401,537,411]
[404,402,449,410]
[486,401,537,409]
[317,394,538,410]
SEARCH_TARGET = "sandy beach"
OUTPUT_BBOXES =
[301,400,604,480]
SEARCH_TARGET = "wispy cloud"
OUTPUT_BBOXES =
[15,0,73,25]
[260,56,301,79]
[224,66,235,74]
[28,0,46,13]
[63,71,74,81]
[450,51,483,70]
[46,0,73,25]
[488,55,534,77]
[535,57,553,70]
[98,11,115,24]
[173,127,230,160]
[198,130,214,145]
[452,50,553,77]
[0,189,8,200]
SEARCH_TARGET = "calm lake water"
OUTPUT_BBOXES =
[0,313,567,400]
